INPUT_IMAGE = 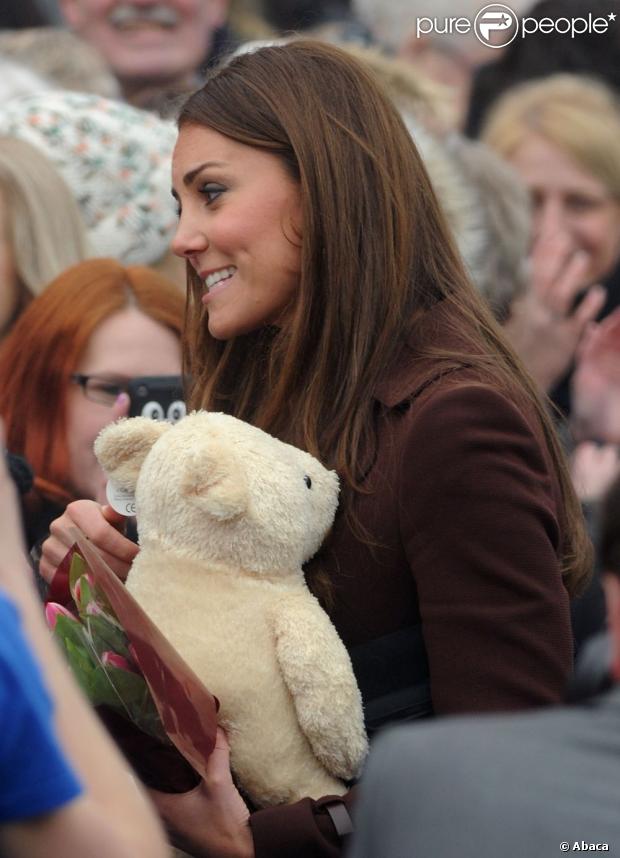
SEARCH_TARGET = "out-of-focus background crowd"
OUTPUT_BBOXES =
[1,0,620,648]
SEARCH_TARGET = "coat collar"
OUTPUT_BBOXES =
[373,301,467,408]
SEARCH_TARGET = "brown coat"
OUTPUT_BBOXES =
[250,303,574,856]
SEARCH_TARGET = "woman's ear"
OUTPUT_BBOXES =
[281,178,303,253]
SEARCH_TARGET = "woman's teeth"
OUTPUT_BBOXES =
[205,267,236,291]
[109,4,179,30]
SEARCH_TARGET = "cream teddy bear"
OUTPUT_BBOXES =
[94,412,368,807]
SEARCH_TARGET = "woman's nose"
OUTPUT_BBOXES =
[535,196,568,239]
[171,218,209,258]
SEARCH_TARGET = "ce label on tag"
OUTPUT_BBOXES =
[106,481,136,517]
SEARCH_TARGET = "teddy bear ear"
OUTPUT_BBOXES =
[179,439,248,520]
[94,417,171,492]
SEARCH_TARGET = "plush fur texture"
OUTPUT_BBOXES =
[94,412,368,806]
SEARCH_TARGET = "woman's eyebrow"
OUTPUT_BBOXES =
[183,160,227,186]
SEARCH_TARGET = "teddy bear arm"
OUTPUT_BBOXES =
[272,596,368,781]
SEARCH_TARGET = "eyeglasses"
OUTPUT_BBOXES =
[70,374,129,407]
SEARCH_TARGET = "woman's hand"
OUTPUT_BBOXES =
[571,441,620,503]
[40,500,138,584]
[505,230,606,392]
[149,728,253,858]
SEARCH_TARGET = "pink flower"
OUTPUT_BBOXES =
[72,573,96,606]
[45,602,78,631]
[101,651,139,673]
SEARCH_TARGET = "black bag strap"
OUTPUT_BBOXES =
[349,625,433,735]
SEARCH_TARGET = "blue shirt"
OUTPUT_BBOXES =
[0,591,82,822]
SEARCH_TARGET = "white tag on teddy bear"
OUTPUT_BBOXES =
[106,481,136,517]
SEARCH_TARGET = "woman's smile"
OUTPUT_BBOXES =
[200,265,237,303]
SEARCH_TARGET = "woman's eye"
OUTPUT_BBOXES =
[199,183,225,205]
[93,381,122,397]
[565,195,601,213]
[530,190,544,211]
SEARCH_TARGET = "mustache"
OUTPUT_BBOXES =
[108,4,180,28]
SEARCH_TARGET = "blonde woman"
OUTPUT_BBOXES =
[482,74,620,394]
[0,136,90,335]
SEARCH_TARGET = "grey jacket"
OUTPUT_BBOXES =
[348,687,620,858]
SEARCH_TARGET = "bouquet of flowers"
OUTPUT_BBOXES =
[45,533,219,793]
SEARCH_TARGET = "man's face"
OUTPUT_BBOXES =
[60,0,227,89]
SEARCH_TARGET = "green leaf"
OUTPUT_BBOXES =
[53,613,90,652]
[76,574,95,616]
[60,639,102,699]
[88,665,131,709]
[102,664,150,708]
[98,665,166,742]
[69,553,89,601]
[85,614,131,661]
[53,619,123,709]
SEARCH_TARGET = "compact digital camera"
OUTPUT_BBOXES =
[127,376,186,423]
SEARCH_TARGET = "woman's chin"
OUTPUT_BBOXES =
[207,315,245,341]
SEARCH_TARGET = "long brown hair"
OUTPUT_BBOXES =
[179,40,591,595]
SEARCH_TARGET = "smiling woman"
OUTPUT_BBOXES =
[58,0,229,102]
[482,74,620,290]
[482,74,620,396]
[44,41,592,858]
[172,126,302,339]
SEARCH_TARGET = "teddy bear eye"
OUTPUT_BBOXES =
[304,475,312,489]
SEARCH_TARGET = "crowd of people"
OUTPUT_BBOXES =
[1,1,620,856]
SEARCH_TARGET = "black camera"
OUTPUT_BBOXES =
[127,376,186,423]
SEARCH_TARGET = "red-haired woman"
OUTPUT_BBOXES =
[0,258,184,548]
